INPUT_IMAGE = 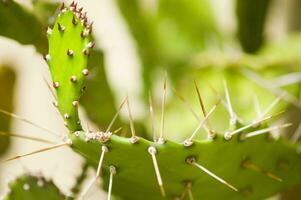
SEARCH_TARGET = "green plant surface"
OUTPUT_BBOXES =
[236,0,271,53]
[4,174,67,200]
[70,131,301,200]
[0,66,16,156]
[0,0,47,53]
[44,3,301,200]
[47,5,93,132]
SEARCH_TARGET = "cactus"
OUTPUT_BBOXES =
[2,2,301,200]
[3,174,67,200]
[0,66,16,156]
[42,3,301,200]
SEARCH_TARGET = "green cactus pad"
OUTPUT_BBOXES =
[0,67,16,156]
[70,131,301,200]
[4,174,67,200]
[47,5,93,132]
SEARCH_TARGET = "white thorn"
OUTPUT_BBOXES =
[244,123,292,139]
[148,146,166,197]
[186,157,238,192]
[107,166,116,200]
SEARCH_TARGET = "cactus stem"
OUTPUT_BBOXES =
[126,97,138,144]
[108,165,116,200]
[184,100,220,147]
[80,145,108,199]
[186,157,238,192]
[0,131,56,144]
[241,158,282,182]
[82,68,89,76]
[194,81,215,139]
[70,75,77,83]
[223,80,237,127]
[4,142,70,162]
[148,146,166,197]
[243,123,292,139]
[0,108,60,138]
[67,49,74,57]
[57,23,65,32]
[158,78,167,144]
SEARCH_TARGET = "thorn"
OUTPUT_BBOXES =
[43,77,57,101]
[57,23,65,32]
[186,157,238,192]
[241,68,301,108]
[291,123,301,143]
[70,75,77,83]
[186,182,194,200]
[82,48,89,56]
[0,108,60,138]
[0,131,56,144]
[70,1,75,7]
[72,101,79,107]
[82,68,89,76]
[59,3,65,10]
[224,111,284,140]
[5,142,71,162]
[223,80,236,127]
[67,49,74,57]
[72,16,78,25]
[108,166,116,200]
[105,97,127,133]
[78,7,83,12]
[148,146,166,197]
[86,41,95,49]
[126,96,138,143]
[53,81,59,88]
[79,145,108,199]
[242,158,282,182]
[253,95,262,118]
[260,94,283,119]
[46,27,52,36]
[149,92,156,142]
[184,99,220,147]
[64,113,70,119]
[158,77,167,144]
[43,54,51,62]
[243,123,292,139]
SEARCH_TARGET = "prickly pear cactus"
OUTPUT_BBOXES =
[3,174,67,200]
[46,3,93,132]
[0,66,15,156]
[44,3,301,200]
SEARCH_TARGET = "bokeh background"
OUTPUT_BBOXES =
[1,0,301,199]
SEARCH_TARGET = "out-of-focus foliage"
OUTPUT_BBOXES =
[0,66,15,156]
[117,0,218,93]
[4,174,67,200]
[236,0,272,53]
